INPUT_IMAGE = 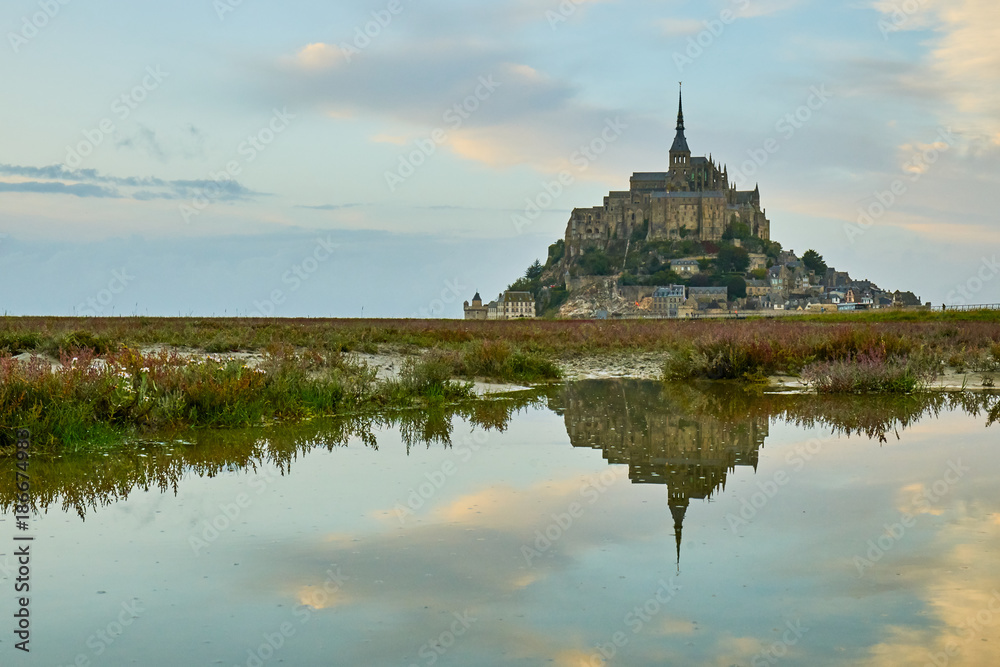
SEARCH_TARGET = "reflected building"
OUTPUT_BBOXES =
[551,380,768,566]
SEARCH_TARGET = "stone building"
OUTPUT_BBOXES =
[496,291,536,319]
[463,292,489,320]
[670,259,701,276]
[652,285,686,318]
[688,286,728,303]
[563,87,771,265]
[466,291,536,320]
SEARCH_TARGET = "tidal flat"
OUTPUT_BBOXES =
[2,314,999,451]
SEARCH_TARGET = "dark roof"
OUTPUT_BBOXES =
[671,88,690,154]
[653,286,686,297]
[631,172,667,181]
[473,292,481,302]
[502,291,534,303]
[670,131,690,154]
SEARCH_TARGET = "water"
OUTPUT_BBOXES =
[1,382,999,666]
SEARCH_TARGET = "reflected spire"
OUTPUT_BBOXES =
[669,498,688,572]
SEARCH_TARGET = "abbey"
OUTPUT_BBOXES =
[564,88,770,261]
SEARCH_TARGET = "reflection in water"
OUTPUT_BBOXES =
[551,382,999,567]
[550,381,767,568]
[0,393,545,518]
[2,384,997,524]
[1,381,999,666]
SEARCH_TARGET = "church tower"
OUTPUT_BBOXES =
[669,85,691,172]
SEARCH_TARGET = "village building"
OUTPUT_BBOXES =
[652,285,686,318]
[462,292,489,320]
[466,291,537,320]
[670,259,701,276]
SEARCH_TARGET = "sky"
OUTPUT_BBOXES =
[1,0,998,317]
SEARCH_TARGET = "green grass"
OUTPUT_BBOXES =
[2,314,999,449]
[0,347,476,453]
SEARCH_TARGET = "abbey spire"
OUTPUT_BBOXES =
[669,84,691,168]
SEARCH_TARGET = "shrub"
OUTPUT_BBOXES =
[0,332,41,355]
[802,350,935,394]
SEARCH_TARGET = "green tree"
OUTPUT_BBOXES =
[526,260,544,281]
[576,247,613,276]
[802,249,828,275]
[717,244,750,273]
[547,240,565,265]
[722,218,751,240]
[725,276,747,300]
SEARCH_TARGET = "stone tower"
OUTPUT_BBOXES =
[669,85,691,174]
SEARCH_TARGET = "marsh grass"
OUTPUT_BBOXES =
[802,350,935,394]
[0,347,475,452]
[2,314,999,448]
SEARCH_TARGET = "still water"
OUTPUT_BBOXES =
[2,382,999,666]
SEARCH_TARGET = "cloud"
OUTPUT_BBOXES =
[287,42,347,70]
[734,0,802,19]
[659,18,705,36]
[294,203,366,210]
[0,181,121,198]
[873,0,1000,142]
[115,124,167,162]
[257,36,650,179]
[0,163,261,202]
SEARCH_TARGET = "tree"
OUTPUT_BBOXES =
[717,244,750,273]
[725,276,747,300]
[576,247,613,276]
[547,240,565,265]
[722,218,751,240]
[526,260,544,281]
[802,249,828,275]
[750,268,769,280]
